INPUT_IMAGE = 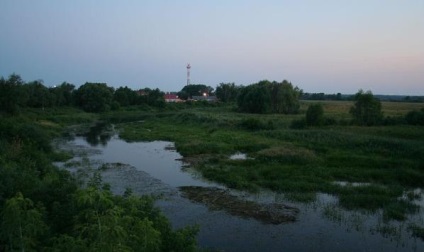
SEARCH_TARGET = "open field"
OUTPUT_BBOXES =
[115,101,424,221]
[301,100,424,118]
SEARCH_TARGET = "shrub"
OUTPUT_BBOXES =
[405,108,424,125]
[350,90,383,126]
[306,104,324,126]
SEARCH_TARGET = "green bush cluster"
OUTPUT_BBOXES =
[405,108,424,125]
[237,80,301,114]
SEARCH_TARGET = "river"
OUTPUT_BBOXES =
[54,127,424,252]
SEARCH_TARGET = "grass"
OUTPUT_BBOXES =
[113,101,424,220]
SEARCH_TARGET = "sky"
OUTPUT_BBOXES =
[1,0,423,95]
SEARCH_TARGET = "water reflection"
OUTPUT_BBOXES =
[83,122,114,146]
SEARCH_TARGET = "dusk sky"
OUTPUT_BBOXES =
[1,1,423,95]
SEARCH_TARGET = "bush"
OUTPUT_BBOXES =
[306,104,324,126]
[405,108,424,125]
[350,90,383,126]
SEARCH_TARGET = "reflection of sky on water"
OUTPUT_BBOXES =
[73,137,217,188]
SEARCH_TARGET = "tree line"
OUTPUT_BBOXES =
[0,73,166,114]
[214,81,423,127]
[293,90,424,128]
[2,73,422,126]
[0,74,301,115]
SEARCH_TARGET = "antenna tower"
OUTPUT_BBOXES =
[186,63,191,85]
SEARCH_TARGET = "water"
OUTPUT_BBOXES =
[73,136,215,188]
[56,128,424,252]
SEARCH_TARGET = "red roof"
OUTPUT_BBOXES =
[164,94,178,100]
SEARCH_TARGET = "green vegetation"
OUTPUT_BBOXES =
[116,101,424,222]
[74,82,115,112]
[0,73,166,115]
[237,80,302,114]
[0,108,198,251]
[405,108,424,125]
[177,84,214,100]
[350,90,383,126]
[215,82,241,102]
[305,104,324,126]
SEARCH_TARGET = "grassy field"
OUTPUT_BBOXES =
[114,101,424,221]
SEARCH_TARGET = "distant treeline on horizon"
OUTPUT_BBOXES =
[301,92,424,103]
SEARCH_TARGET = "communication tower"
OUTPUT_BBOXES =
[186,63,191,85]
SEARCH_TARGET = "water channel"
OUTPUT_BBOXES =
[55,125,424,252]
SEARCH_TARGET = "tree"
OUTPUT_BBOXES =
[215,82,240,102]
[50,82,75,106]
[237,83,271,113]
[24,80,53,109]
[1,193,48,252]
[350,90,383,126]
[0,74,28,114]
[269,80,301,114]
[74,83,114,112]
[178,84,213,100]
[114,86,138,107]
[138,88,165,107]
[72,175,197,251]
[306,104,324,126]
[237,80,301,114]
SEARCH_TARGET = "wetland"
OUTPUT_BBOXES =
[56,103,424,251]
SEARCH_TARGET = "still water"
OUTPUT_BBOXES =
[58,128,424,252]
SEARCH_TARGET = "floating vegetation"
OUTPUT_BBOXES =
[179,186,299,224]
[98,162,128,171]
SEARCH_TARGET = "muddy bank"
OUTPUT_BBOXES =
[180,186,299,224]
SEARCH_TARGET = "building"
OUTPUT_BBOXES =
[164,93,182,102]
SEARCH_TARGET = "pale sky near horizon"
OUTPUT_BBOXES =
[1,0,423,95]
